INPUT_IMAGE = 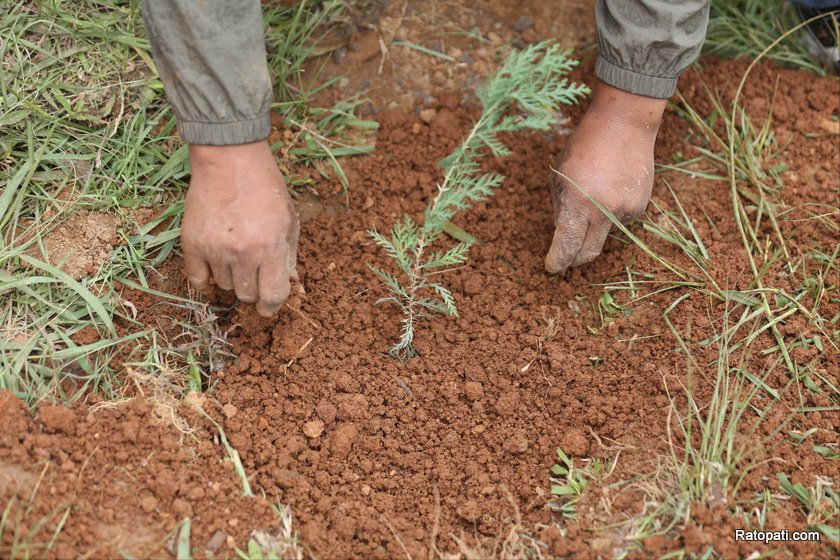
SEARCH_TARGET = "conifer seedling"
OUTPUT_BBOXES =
[369,42,589,360]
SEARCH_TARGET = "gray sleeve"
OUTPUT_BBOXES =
[141,0,273,145]
[594,0,711,99]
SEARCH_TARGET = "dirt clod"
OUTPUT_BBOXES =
[303,419,325,439]
[315,399,337,424]
[30,210,118,280]
[330,423,359,458]
[38,405,77,435]
[336,394,369,421]
[464,381,484,401]
[222,403,238,419]
[562,427,590,457]
[419,108,436,124]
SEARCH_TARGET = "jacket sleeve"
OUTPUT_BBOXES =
[594,0,711,99]
[141,0,273,145]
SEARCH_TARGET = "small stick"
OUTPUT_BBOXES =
[285,303,321,330]
[380,514,412,560]
[429,485,441,560]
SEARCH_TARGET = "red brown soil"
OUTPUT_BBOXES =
[3,13,840,560]
[3,54,838,559]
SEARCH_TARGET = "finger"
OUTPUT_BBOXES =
[256,259,290,317]
[232,263,259,303]
[209,261,234,291]
[184,251,211,292]
[571,217,612,267]
[287,206,300,282]
[545,192,590,274]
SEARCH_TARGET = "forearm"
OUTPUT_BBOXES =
[141,0,273,145]
[594,0,711,99]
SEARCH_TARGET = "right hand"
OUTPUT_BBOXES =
[182,140,299,317]
[545,80,667,273]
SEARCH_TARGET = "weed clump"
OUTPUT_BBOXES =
[369,42,589,360]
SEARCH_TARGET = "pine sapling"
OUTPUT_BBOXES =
[369,42,589,360]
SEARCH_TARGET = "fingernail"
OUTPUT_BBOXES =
[544,245,567,274]
[256,303,283,317]
[188,278,209,291]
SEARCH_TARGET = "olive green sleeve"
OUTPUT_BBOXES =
[595,0,711,99]
[141,0,272,145]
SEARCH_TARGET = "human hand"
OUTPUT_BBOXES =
[182,141,299,316]
[545,80,667,273]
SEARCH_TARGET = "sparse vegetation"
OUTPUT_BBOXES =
[704,0,827,75]
[777,472,840,541]
[235,504,304,560]
[549,448,610,521]
[544,9,839,556]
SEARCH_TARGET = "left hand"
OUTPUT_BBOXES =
[545,80,667,273]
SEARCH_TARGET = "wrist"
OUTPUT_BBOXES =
[188,140,271,167]
[586,79,667,134]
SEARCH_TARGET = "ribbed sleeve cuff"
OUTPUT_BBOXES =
[177,115,271,145]
[595,56,678,100]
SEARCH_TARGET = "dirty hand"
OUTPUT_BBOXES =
[182,141,299,316]
[545,80,668,273]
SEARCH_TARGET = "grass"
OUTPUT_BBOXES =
[0,0,373,406]
[602,307,799,553]
[547,6,839,555]
[235,504,304,560]
[0,464,72,560]
[187,394,254,497]
[549,448,611,521]
[704,0,827,75]
[777,472,840,541]
[171,503,304,560]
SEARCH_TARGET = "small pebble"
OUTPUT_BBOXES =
[303,419,325,439]
[505,435,529,455]
[140,495,157,513]
[513,15,534,32]
[221,404,237,419]
[332,46,347,65]
[464,381,484,401]
[419,108,436,124]
[206,530,227,552]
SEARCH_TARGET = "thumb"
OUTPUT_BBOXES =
[545,195,589,274]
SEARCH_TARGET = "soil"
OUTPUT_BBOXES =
[3,2,839,559]
[25,209,118,281]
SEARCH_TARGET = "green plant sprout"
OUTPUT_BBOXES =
[549,448,610,520]
[369,42,588,359]
[777,472,840,541]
